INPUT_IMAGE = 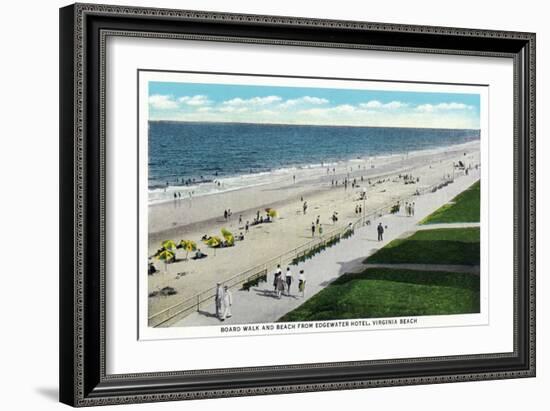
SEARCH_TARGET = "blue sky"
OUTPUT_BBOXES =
[148,81,481,129]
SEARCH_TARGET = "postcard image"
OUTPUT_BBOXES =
[140,71,487,339]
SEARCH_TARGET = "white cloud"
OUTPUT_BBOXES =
[332,104,357,113]
[149,94,178,110]
[359,100,407,109]
[279,96,329,108]
[219,106,249,113]
[298,104,360,117]
[416,104,435,113]
[385,101,407,109]
[360,100,382,109]
[149,94,212,110]
[222,95,282,107]
[178,95,211,106]
[415,102,473,112]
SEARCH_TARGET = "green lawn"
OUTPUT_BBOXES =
[421,180,480,224]
[365,227,480,266]
[279,268,480,321]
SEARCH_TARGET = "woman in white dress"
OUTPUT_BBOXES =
[298,270,306,298]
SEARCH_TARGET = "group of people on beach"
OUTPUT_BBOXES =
[273,265,306,298]
[171,191,195,200]
[310,214,332,237]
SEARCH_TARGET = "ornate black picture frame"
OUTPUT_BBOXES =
[59,3,535,407]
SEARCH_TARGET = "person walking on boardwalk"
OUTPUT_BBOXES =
[285,267,293,296]
[298,270,306,298]
[273,264,282,292]
[377,222,384,241]
[221,285,232,321]
[311,222,315,237]
[276,274,285,299]
[215,283,225,320]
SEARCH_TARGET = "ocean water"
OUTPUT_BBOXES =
[148,121,479,203]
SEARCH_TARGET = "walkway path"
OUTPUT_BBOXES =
[173,172,480,327]
[362,263,480,274]
[415,222,480,231]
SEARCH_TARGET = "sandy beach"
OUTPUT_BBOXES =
[147,141,480,319]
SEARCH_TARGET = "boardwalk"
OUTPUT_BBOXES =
[173,171,480,327]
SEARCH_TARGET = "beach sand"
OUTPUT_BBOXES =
[148,141,480,318]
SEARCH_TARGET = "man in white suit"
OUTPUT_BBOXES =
[221,285,233,321]
[215,283,224,320]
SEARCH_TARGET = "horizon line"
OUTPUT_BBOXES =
[148,119,481,131]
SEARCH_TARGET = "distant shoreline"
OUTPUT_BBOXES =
[149,119,482,132]
[148,139,480,205]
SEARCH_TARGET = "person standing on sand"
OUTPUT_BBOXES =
[298,270,306,297]
[293,175,296,184]
[316,215,320,226]
[245,221,249,233]
[319,224,323,237]
[303,201,308,215]
[377,222,384,241]
[412,202,415,216]
[224,209,228,220]
[285,267,293,295]
[221,286,232,321]
[311,222,315,238]
[215,283,224,320]
[239,215,242,225]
